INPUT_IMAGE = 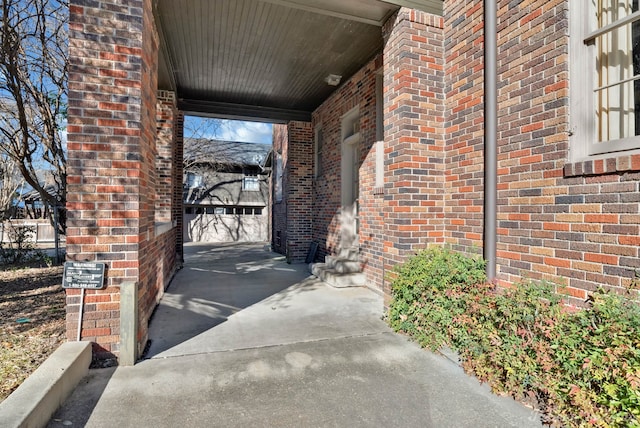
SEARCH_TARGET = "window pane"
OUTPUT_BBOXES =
[186,172,203,188]
[243,176,260,191]
[597,0,640,142]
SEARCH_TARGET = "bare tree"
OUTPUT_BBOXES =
[183,117,270,170]
[0,0,67,232]
[0,153,22,219]
[183,117,228,170]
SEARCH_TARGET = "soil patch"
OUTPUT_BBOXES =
[0,265,66,402]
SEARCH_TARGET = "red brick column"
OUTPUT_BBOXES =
[67,0,159,359]
[156,91,177,223]
[174,111,185,263]
[382,9,445,296]
[285,121,313,262]
[443,1,486,255]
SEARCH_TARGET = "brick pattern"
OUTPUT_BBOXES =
[442,0,640,304]
[382,9,445,296]
[443,1,486,254]
[174,111,185,262]
[311,55,384,288]
[493,0,573,294]
[156,91,177,223]
[271,121,313,262]
[285,122,314,262]
[68,0,179,358]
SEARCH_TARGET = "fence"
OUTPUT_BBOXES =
[0,220,61,245]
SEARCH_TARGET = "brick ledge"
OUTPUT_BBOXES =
[0,341,92,428]
[564,153,640,177]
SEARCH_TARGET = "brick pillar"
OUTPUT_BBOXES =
[285,121,313,262]
[67,0,158,359]
[443,1,486,255]
[382,9,445,297]
[156,91,177,223]
[174,111,185,263]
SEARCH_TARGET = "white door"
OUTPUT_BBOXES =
[341,109,361,252]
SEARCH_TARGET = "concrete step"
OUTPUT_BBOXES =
[325,255,362,274]
[337,247,360,260]
[309,263,367,288]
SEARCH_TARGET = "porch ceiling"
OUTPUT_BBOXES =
[155,0,443,123]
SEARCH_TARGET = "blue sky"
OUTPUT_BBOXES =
[184,116,273,145]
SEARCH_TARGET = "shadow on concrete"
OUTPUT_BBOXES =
[144,242,314,358]
[47,242,543,427]
[46,366,116,428]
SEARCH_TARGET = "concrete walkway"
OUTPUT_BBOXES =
[48,243,542,427]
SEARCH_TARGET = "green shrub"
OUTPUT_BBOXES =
[545,291,640,427]
[387,247,486,350]
[388,248,640,427]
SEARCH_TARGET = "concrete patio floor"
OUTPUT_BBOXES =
[47,242,542,427]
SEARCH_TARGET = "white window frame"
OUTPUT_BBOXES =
[275,151,283,202]
[375,72,384,189]
[185,172,203,189]
[570,0,640,161]
[242,171,260,191]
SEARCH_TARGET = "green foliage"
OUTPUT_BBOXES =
[545,291,640,427]
[387,247,487,350]
[388,247,640,427]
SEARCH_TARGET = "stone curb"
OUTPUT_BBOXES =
[0,341,92,428]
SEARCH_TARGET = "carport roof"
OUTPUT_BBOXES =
[155,0,443,123]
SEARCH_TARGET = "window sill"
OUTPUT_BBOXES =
[564,152,640,177]
[155,220,176,237]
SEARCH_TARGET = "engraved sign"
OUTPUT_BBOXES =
[62,262,106,289]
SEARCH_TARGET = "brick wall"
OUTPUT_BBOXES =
[68,0,179,359]
[285,122,313,262]
[443,1,486,254]
[442,0,640,304]
[382,9,445,296]
[284,4,634,305]
[311,55,384,288]
[156,91,177,223]
[271,122,313,262]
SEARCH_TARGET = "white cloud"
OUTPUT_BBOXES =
[185,117,273,145]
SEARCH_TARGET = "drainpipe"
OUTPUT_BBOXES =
[484,0,497,281]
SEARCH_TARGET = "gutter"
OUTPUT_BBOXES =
[484,0,497,281]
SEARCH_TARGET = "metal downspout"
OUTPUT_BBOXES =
[484,0,497,281]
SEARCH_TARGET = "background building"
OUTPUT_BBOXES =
[183,139,271,243]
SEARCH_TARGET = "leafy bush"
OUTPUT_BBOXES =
[388,247,640,427]
[545,291,640,427]
[387,247,487,350]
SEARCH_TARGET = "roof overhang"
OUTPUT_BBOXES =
[155,0,443,122]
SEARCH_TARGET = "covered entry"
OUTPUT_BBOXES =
[66,0,444,363]
[145,242,382,358]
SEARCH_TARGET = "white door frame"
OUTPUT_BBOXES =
[340,107,361,252]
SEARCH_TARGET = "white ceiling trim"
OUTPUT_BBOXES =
[382,0,443,16]
[257,0,396,26]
